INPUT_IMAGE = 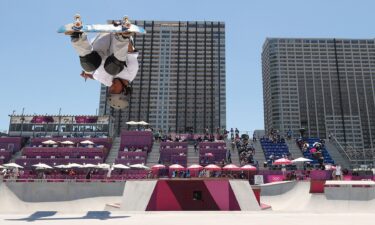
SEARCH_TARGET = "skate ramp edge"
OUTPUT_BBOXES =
[229,180,260,211]
[0,181,124,213]
[120,180,157,211]
[258,181,297,196]
[325,180,375,201]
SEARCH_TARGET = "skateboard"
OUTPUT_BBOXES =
[57,14,146,35]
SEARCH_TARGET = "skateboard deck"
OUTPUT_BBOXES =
[57,14,146,34]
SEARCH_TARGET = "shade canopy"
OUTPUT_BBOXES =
[241,164,257,171]
[204,164,222,170]
[138,121,149,125]
[80,140,94,145]
[32,163,53,169]
[82,163,98,168]
[97,163,111,169]
[187,164,203,170]
[66,163,83,168]
[273,158,292,165]
[169,164,185,170]
[61,140,74,145]
[42,140,57,145]
[223,164,240,170]
[126,121,138,125]
[151,164,166,169]
[55,164,69,169]
[130,164,150,169]
[3,163,23,168]
[112,164,130,169]
[292,157,313,163]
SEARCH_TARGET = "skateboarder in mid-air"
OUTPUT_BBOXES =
[63,15,144,109]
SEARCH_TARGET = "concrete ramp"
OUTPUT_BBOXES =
[120,180,157,211]
[325,181,375,201]
[0,181,123,213]
[229,180,260,211]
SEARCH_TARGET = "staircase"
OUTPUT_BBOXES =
[186,144,199,166]
[251,140,266,168]
[105,137,120,164]
[324,140,351,169]
[146,142,161,166]
[225,140,240,165]
[285,140,303,159]
[9,150,23,163]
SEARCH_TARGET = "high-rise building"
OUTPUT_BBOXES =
[262,38,375,150]
[99,20,226,135]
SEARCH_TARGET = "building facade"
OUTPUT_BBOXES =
[262,38,375,149]
[99,20,226,135]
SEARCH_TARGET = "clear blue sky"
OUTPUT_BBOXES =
[0,0,374,134]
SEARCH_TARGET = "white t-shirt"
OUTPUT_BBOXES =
[90,33,139,87]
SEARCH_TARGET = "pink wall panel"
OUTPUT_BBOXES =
[204,180,230,210]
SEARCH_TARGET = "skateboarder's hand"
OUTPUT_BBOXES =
[80,71,94,80]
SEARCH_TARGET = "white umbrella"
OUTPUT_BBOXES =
[126,121,138,125]
[112,164,130,169]
[32,163,53,169]
[138,121,149,125]
[82,163,98,168]
[61,140,74,145]
[80,140,94,145]
[42,140,57,145]
[130,164,150,169]
[3,163,23,169]
[97,163,111,169]
[292,157,313,163]
[66,163,83,168]
[0,165,6,169]
[55,164,69,169]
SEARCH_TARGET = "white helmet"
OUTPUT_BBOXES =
[108,94,129,109]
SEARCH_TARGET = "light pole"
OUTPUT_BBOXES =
[20,108,25,136]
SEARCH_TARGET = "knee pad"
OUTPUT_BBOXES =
[79,51,102,72]
[104,54,126,76]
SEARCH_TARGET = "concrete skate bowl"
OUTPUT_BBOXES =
[259,181,375,213]
[0,180,125,213]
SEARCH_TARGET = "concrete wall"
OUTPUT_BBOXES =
[257,181,297,196]
[1,180,125,202]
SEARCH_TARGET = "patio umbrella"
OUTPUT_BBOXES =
[97,163,111,169]
[55,164,69,169]
[82,163,98,168]
[223,164,240,171]
[204,164,222,171]
[126,121,138,125]
[61,140,74,145]
[241,164,257,178]
[187,164,203,170]
[66,163,83,168]
[241,164,257,171]
[3,163,23,169]
[151,164,166,169]
[80,140,94,145]
[113,164,130,169]
[42,140,57,145]
[169,164,185,170]
[130,164,150,169]
[292,157,313,163]
[273,158,292,165]
[138,121,149,126]
[0,165,6,169]
[32,163,53,169]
